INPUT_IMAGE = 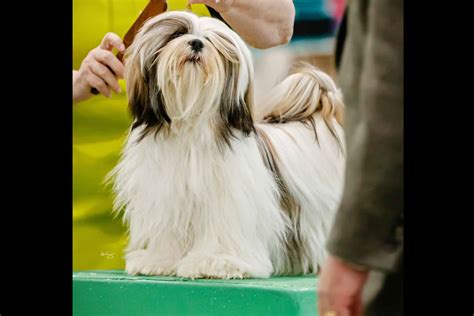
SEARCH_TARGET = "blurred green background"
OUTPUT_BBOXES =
[73,0,211,271]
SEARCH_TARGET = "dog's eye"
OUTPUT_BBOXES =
[170,31,185,40]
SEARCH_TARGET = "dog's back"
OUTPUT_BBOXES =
[255,63,346,274]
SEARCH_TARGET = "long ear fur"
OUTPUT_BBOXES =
[217,60,255,147]
[201,23,256,148]
[127,59,170,136]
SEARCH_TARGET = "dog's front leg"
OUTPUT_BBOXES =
[175,226,274,279]
[125,232,184,276]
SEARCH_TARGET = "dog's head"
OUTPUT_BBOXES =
[124,11,255,143]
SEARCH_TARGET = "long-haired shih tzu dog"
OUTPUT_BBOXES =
[108,11,346,279]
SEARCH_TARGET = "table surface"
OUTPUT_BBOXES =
[73,270,319,316]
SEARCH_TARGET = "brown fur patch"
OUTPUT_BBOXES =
[255,127,310,275]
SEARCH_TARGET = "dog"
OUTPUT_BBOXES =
[108,11,346,279]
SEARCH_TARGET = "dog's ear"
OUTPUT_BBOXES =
[218,61,255,146]
[125,54,171,138]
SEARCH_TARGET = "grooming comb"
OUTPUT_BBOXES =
[91,0,168,95]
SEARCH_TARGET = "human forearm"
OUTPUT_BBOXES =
[326,92,403,272]
[221,0,294,48]
[73,70,87,104]
[190,0,295,48]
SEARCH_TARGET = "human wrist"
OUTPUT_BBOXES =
[73,70,87,103]
[73,70,79,102]
[331,255,369,273]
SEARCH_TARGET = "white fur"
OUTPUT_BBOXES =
[108,11,346,279]
[257,116,345,274]
[112,125,288,278]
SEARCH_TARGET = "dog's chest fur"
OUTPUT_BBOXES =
[114,126,289,268]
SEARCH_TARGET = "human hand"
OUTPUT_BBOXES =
[73,32,125,103]
[317,255,369,316]
[188,0,234,13]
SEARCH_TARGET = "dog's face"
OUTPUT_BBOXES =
[124,11,255,142]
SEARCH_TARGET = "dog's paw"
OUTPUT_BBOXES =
[176,255,252,279]
[125,250,176,276]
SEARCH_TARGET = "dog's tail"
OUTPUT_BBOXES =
[258,62,344,148]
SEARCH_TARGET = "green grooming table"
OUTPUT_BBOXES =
[73,270,318,315]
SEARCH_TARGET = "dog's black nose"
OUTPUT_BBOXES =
[188,39,204,53]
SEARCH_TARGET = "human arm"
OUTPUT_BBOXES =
[189,0,295,49]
